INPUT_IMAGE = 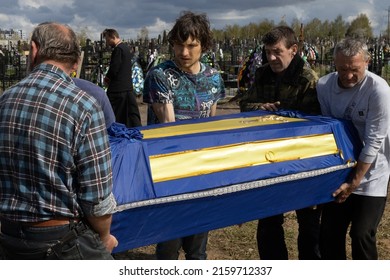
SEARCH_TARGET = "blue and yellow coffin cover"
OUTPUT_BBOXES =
[109,110,361,252]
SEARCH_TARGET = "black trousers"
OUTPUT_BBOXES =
[320,194,387,260]
[257,207,322,260]
[156,232,208,260]
[107,90,141,127]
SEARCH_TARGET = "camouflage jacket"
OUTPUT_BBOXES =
[238,54,321,115]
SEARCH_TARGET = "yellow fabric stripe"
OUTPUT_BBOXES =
[141,115,306,139]
[149,134,338,183]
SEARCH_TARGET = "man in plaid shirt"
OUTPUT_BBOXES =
[0,22,117,259]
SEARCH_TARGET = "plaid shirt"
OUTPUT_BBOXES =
[0,63,115,222]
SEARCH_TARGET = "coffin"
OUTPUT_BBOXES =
[109,110,361,253]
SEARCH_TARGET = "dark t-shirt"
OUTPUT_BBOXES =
[73,78,116,128]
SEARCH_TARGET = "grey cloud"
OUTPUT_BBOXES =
[0,0,383,40]
[70,0,315,29]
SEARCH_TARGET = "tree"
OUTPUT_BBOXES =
[278,18,288,27]
[224,24,242,39]
[330,15,348,43]
[212,28,225,42]
[162,30,168,44]
[304,18,324,43]
[256,20,275,37]
[138,27,149,44]
[291,18,302,36]
[76,27,92,48]
[346,13,373,39]
[323,20,332,41]
[241,23,259,39]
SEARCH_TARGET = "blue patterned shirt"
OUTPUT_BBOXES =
[143,60,225,123]
[0,63,115,222]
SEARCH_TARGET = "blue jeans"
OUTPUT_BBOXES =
[156,232,208,260]
[0,219,113,260]
[320,194,387,260]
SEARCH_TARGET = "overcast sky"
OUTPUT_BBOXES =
[1,0,389,40]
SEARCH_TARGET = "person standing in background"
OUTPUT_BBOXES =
[317,38,390,260]
[0,22,117,260]
[103,28,141,127]
[143,11,225,259]
[236,26,321,260]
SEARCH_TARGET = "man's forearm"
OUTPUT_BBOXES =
[348,160,371,189]
[333,160,372,203]
[86,214,113,239]
[152,103,175,123]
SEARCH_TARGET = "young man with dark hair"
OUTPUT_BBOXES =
[143,11,225,259]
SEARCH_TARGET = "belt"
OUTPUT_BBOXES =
[1,218,80,228]
[0,218,87,244]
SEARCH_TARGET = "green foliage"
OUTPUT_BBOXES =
[76,27,92,48]
[330,15,349,41]
[346,13,373,39]
[304,18,324,41]
[210,12,376,44]
[162,30,168,44]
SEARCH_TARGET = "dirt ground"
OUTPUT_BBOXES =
[113,98,390,260]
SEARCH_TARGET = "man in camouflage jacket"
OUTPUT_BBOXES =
[238,49,320,115]
[236,26,322,260]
